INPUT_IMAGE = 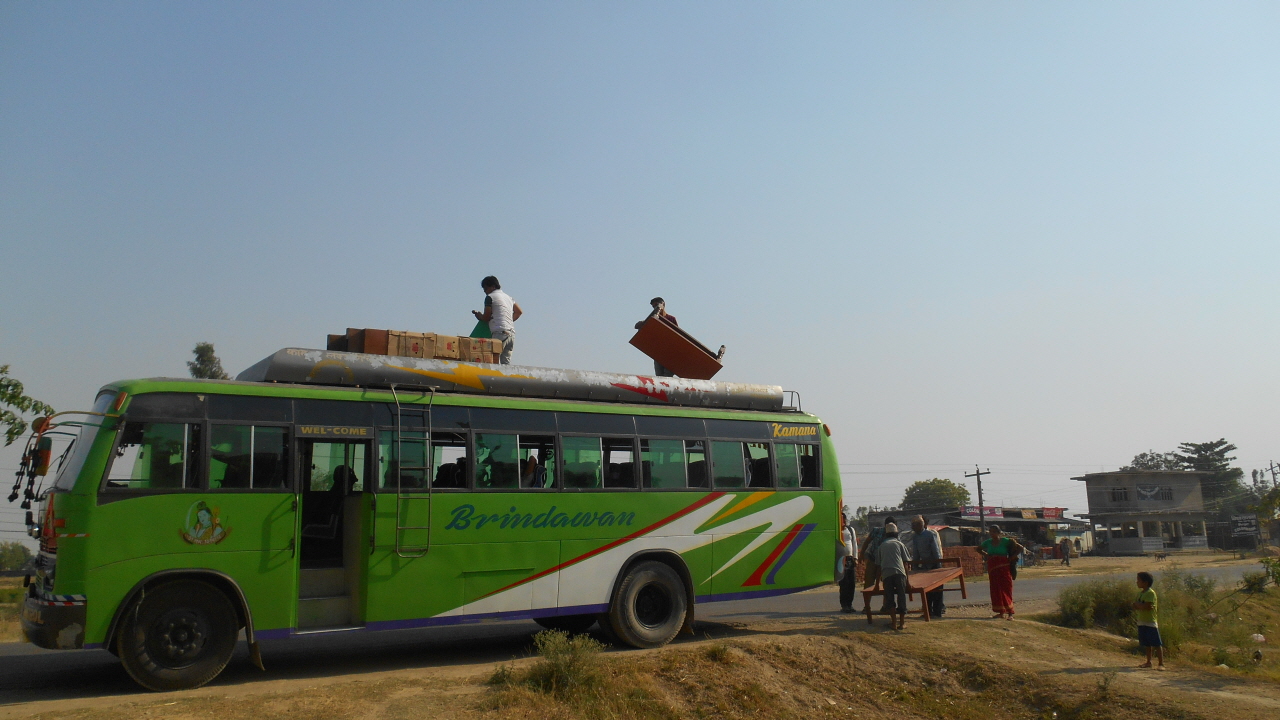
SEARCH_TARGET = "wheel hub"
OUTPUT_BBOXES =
[634,583,673,628]
[149,610,209,667]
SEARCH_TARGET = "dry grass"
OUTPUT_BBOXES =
[1,578,24,643]
[482,630,1218,720]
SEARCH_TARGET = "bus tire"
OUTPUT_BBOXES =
[534,614,597,634]
[117,580,239,692]
[606,561,687,649]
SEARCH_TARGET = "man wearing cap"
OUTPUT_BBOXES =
[876,522,912,630]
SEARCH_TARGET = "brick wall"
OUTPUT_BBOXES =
[944,546,986,578]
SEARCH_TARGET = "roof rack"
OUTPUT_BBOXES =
[237,348,787,412]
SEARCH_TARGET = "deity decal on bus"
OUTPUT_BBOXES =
[181,501,229,545]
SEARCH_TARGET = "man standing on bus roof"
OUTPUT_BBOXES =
[472,276,521,364]
[635,297,678,377]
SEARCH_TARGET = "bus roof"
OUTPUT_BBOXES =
[234,348,789,412]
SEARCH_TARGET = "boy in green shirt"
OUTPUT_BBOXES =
[1132,571,1164,670]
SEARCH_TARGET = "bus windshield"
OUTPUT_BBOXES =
[51,392,115,491]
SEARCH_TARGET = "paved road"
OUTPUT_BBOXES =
[0,563,1258,705]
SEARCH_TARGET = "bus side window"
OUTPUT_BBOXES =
[775,444,801,489]
[210,425,289,489]
[603,438,637,489]
[711,441,745,489]
[744,442,773,489]
[798,445,820,488]
[431,432,468,489]
[562,436,602,489]
[685,440,708,488]
[104,421,201,490]
[378,431,426,491]
[476,433,519,489]
[641,439,686,489]
[519,435,556,489]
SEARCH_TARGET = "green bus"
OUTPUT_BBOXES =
[16,349,840,691]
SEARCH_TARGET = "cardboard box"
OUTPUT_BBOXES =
[432,335,460,360]
[362,328,388,355]
[327,334,348,351]
[388,331,434,359]
[459,337,503,362]
[345,328,365,353]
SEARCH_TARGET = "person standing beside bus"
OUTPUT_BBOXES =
[473,276,522,364]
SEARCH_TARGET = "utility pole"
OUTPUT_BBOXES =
[1267,461,1279,488]
[965,465,992,534]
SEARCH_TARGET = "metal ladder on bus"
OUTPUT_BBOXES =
[390,384,436,558]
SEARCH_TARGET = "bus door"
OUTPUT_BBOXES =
[297,439,371,630]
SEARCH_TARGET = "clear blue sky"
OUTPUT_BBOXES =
[3,2,1278,543]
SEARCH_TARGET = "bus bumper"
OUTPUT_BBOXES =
[20,595,86,650]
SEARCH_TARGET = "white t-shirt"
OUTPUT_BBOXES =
[485,290,515,334]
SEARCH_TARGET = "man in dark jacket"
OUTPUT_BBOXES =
[901,515,945,618]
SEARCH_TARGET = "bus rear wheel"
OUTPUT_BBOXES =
[117,580,239,692]
[534,614,597,634]
[606,561,687,648]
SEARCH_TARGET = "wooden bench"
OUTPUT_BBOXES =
[861,558,967,624]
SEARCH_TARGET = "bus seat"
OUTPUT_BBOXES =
[606,462,635,488]
[564,463,600,489]
[687,460,707,487]
[748,458,772,488]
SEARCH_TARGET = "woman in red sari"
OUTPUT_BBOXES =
[977,525,1023,620]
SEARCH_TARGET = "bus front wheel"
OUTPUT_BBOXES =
[606,561,687,648]
[117,580,239,692]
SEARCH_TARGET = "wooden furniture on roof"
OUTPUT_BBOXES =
[628,315,723,380]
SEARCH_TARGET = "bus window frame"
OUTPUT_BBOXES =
[706,431,773,490]
[374,426,474,493]
[638,434,711,492]
[98,417,208,497]
[772,441,822,491]
[557,433,642,492]
[206,419,294,492]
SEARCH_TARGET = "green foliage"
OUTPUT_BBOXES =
[1260,557,1280,587]
[900,478,971,511]
[1057,578,1135,633]
[1174,439,1251,515]
[1055,569,1280,662]
[1252,484,1280,521]
[187,342,230,380]
[0,365,55,446]
[1121,450,1184,471]
[0,541,34,571]
[1241,571,1270,594]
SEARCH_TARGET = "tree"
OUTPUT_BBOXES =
[188,342,230,380]
[0,365,55,446]
[900,478,971,511]
[1121,450,1184,472]
[1173,439,1251,516]
[0,540,34,571]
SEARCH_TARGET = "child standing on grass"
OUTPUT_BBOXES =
[1133,571,1164,670]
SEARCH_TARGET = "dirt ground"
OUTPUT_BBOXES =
[1011,551,1261,580]
[5,599,1279,720]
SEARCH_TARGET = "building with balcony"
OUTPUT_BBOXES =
[1075,470,1212,555]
